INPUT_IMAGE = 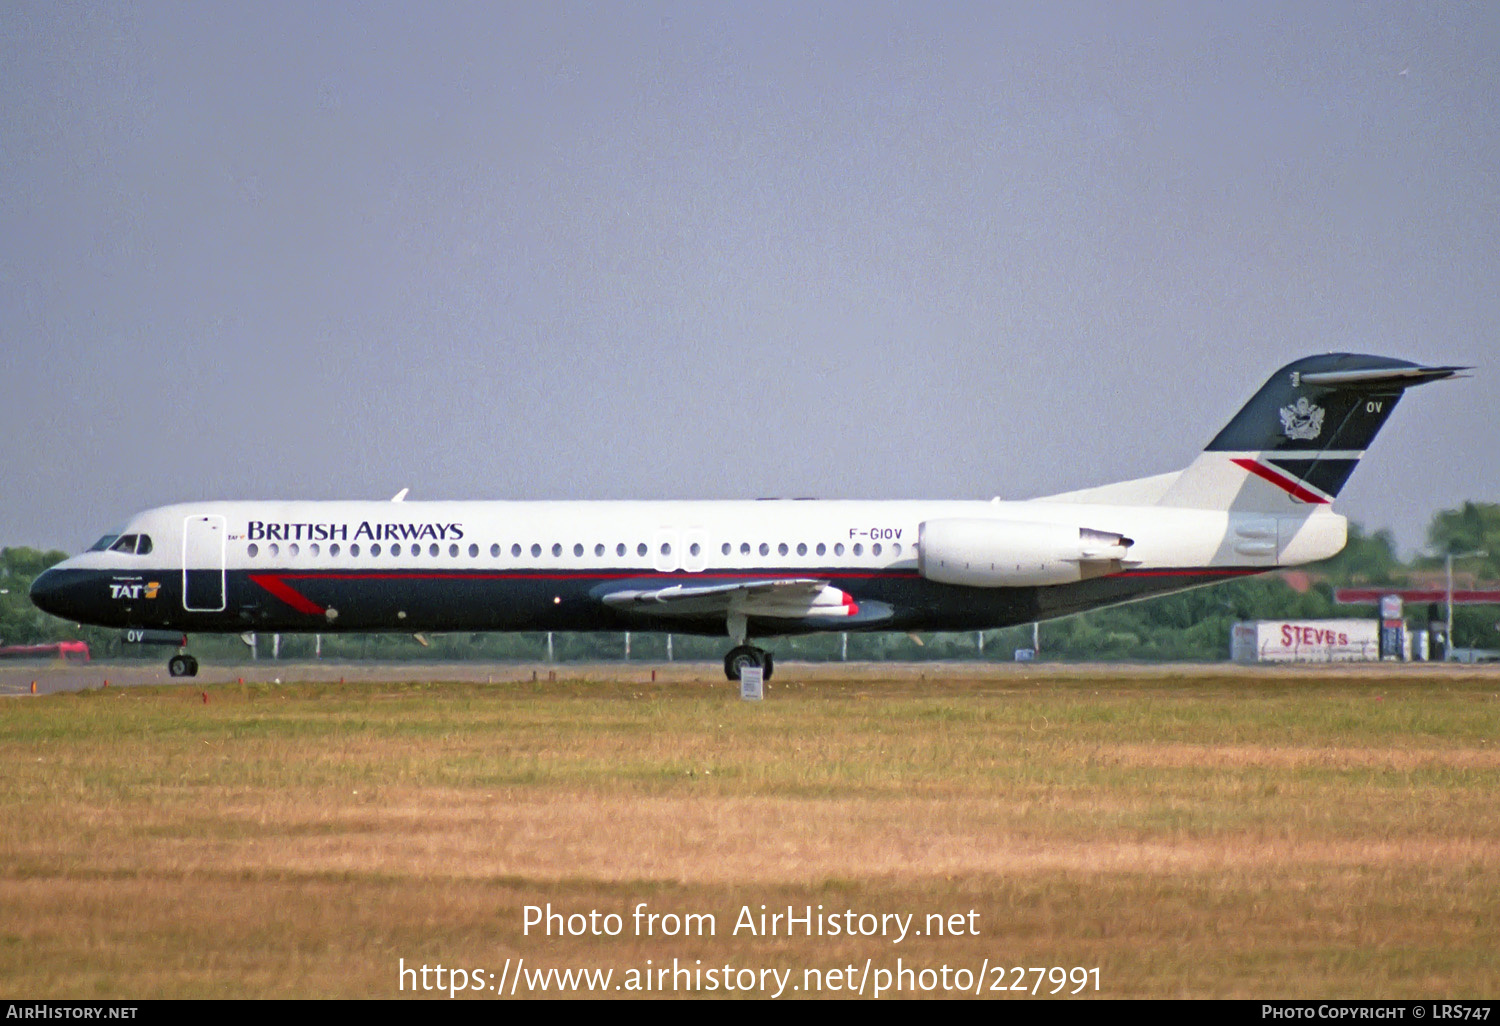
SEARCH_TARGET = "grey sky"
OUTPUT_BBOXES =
[2,2,1495,557]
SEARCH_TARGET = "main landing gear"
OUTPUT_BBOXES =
[167,654,200,677]
[723,645,773,682]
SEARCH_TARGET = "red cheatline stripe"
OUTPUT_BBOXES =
[250,568,1258,589]
[242,567,1268,612]
[1109,568,1262,578]
[248,574,326,615]
[1230,458,1330,504]
[269,570,923,582]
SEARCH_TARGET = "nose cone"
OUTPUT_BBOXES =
[30,565,97,623]
[29,567,70,619]
[30,563,127,628]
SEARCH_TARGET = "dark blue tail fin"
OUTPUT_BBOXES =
[1159,354,1467,510]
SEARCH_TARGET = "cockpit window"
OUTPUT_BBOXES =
[136,535,153,555]
[89,535,121,552]
[106,534,152,555]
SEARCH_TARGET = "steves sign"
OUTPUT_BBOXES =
[1232,619,1381,663]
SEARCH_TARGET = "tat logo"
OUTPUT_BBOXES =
[110,581,160,601]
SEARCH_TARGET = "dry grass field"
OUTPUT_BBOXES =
[1,660,1497,999]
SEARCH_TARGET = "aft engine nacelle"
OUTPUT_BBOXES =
[917,518,1134,588]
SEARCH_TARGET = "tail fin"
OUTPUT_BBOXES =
[1157,354,1467,512]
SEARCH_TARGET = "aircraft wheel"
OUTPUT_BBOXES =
[762,652,774,681]
[168,655,190,678]
[723,645,763,681]
[185,656,200,677]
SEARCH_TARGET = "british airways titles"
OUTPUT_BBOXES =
[244,521,465,543]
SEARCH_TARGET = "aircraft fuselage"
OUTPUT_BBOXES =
[29,497,1344,637]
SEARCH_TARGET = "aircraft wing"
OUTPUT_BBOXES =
[600,578,860,620]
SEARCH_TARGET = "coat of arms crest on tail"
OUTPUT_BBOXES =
[1279,397,1325,440]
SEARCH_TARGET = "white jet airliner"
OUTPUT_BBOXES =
[30,353,1465,680]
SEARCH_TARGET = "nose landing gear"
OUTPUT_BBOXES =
[723,645,773,682]
[123,630,198,677]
